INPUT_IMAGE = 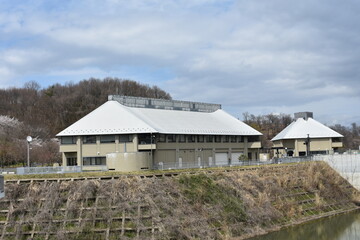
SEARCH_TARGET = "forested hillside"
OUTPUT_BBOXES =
[0,78,171,137]
[0,78,171,167]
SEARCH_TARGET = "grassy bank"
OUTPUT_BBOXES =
[0,162,358,239]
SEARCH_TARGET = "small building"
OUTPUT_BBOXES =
[56,96,262,172]
[271,112,343,157]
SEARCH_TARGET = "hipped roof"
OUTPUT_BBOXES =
[57,100,262,136]
[271,117,343,141]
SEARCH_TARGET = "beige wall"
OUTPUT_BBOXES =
[272,137,342,157]
[106,152,151,172]
[59,134,262,170]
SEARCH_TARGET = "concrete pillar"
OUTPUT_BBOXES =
[77,136,82,166]
[133,135,138,152]
[244,136,248,158]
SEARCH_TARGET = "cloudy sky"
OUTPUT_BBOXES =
[1,0,359,125]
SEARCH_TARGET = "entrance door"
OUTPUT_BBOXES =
[215,153,228,166]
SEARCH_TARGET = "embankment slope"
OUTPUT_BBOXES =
[1,162,359,239]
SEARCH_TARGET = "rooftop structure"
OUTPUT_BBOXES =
[271,117,343,141]
[108,95,221,112]
[57,100,260,137]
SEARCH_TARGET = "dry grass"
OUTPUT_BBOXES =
[0,162,358,239]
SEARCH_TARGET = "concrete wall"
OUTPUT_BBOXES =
[272,138,342,157]
[106,152,151,172]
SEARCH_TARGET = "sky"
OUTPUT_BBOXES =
[1,0,359,126]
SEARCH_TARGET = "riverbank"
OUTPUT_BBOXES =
[1,161,359,239]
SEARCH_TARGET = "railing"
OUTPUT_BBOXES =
[153,156,313,170]
[16,166,82,175]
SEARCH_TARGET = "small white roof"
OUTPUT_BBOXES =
[57,100,262,136]
[271,117,343,141]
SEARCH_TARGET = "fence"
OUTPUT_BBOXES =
[16,166,82,175]
[153,156,313,170]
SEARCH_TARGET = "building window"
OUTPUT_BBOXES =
[100,135,115,143]
[223,136,229,143]
[215,135,221,143]
[67,157,77,166]
[83,136,96,144]
[119,134,132,143]
[139,134,153,144]
[248,136,260,142]
[83,157,106,166]
[167,134,176,143]
[332,138,341,142]
[238,136,243,142]
[188,135,195,143]
[197,135,204,143]
[178,135,185,142]
[205,135,213,143]
[61,136,77,145]
[230,136,237,143]
[158,134,166,142]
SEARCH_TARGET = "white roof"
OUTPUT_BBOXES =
[57,100,262,136]
[271,117,343,141]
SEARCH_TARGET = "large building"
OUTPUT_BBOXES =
[57,96,262,171]
[271,112,343,157]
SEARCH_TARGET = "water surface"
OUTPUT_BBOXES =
[250,211,360,240]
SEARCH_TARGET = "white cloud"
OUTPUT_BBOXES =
[0,0,359,125]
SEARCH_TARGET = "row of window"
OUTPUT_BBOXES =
[66,157,106,166]
[157,134,251,143]
[83,157,106,166]
[61,134,260,145]
[61,135,132,145]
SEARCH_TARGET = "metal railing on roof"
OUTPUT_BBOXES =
[108,95,221,112]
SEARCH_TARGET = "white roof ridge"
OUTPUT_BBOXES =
[116,102,159,133]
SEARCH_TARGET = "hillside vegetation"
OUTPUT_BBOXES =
[0,78,171,167]
[1,162,359,239]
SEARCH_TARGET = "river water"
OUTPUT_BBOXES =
[249,211,360,240]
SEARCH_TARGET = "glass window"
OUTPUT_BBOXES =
[158,134,166,142]
[83,157,106,166]
[67,157,77,166]
[230,136,237,143]
[61,136,77,144]
[83,136,96,144]
[119,134,132,143]
[139,134,152,144]
[238,136,243,142]
[248,136,260,142]
[215,135,221,143]
[197,135,204,143]
[205,135,213,143]
[167,134,176,143]
[223,136,229,143]
[100,135,115,143]
[178,135,185,143]
[188,135,195,143]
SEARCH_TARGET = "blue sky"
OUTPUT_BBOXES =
[1,0,360,126]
